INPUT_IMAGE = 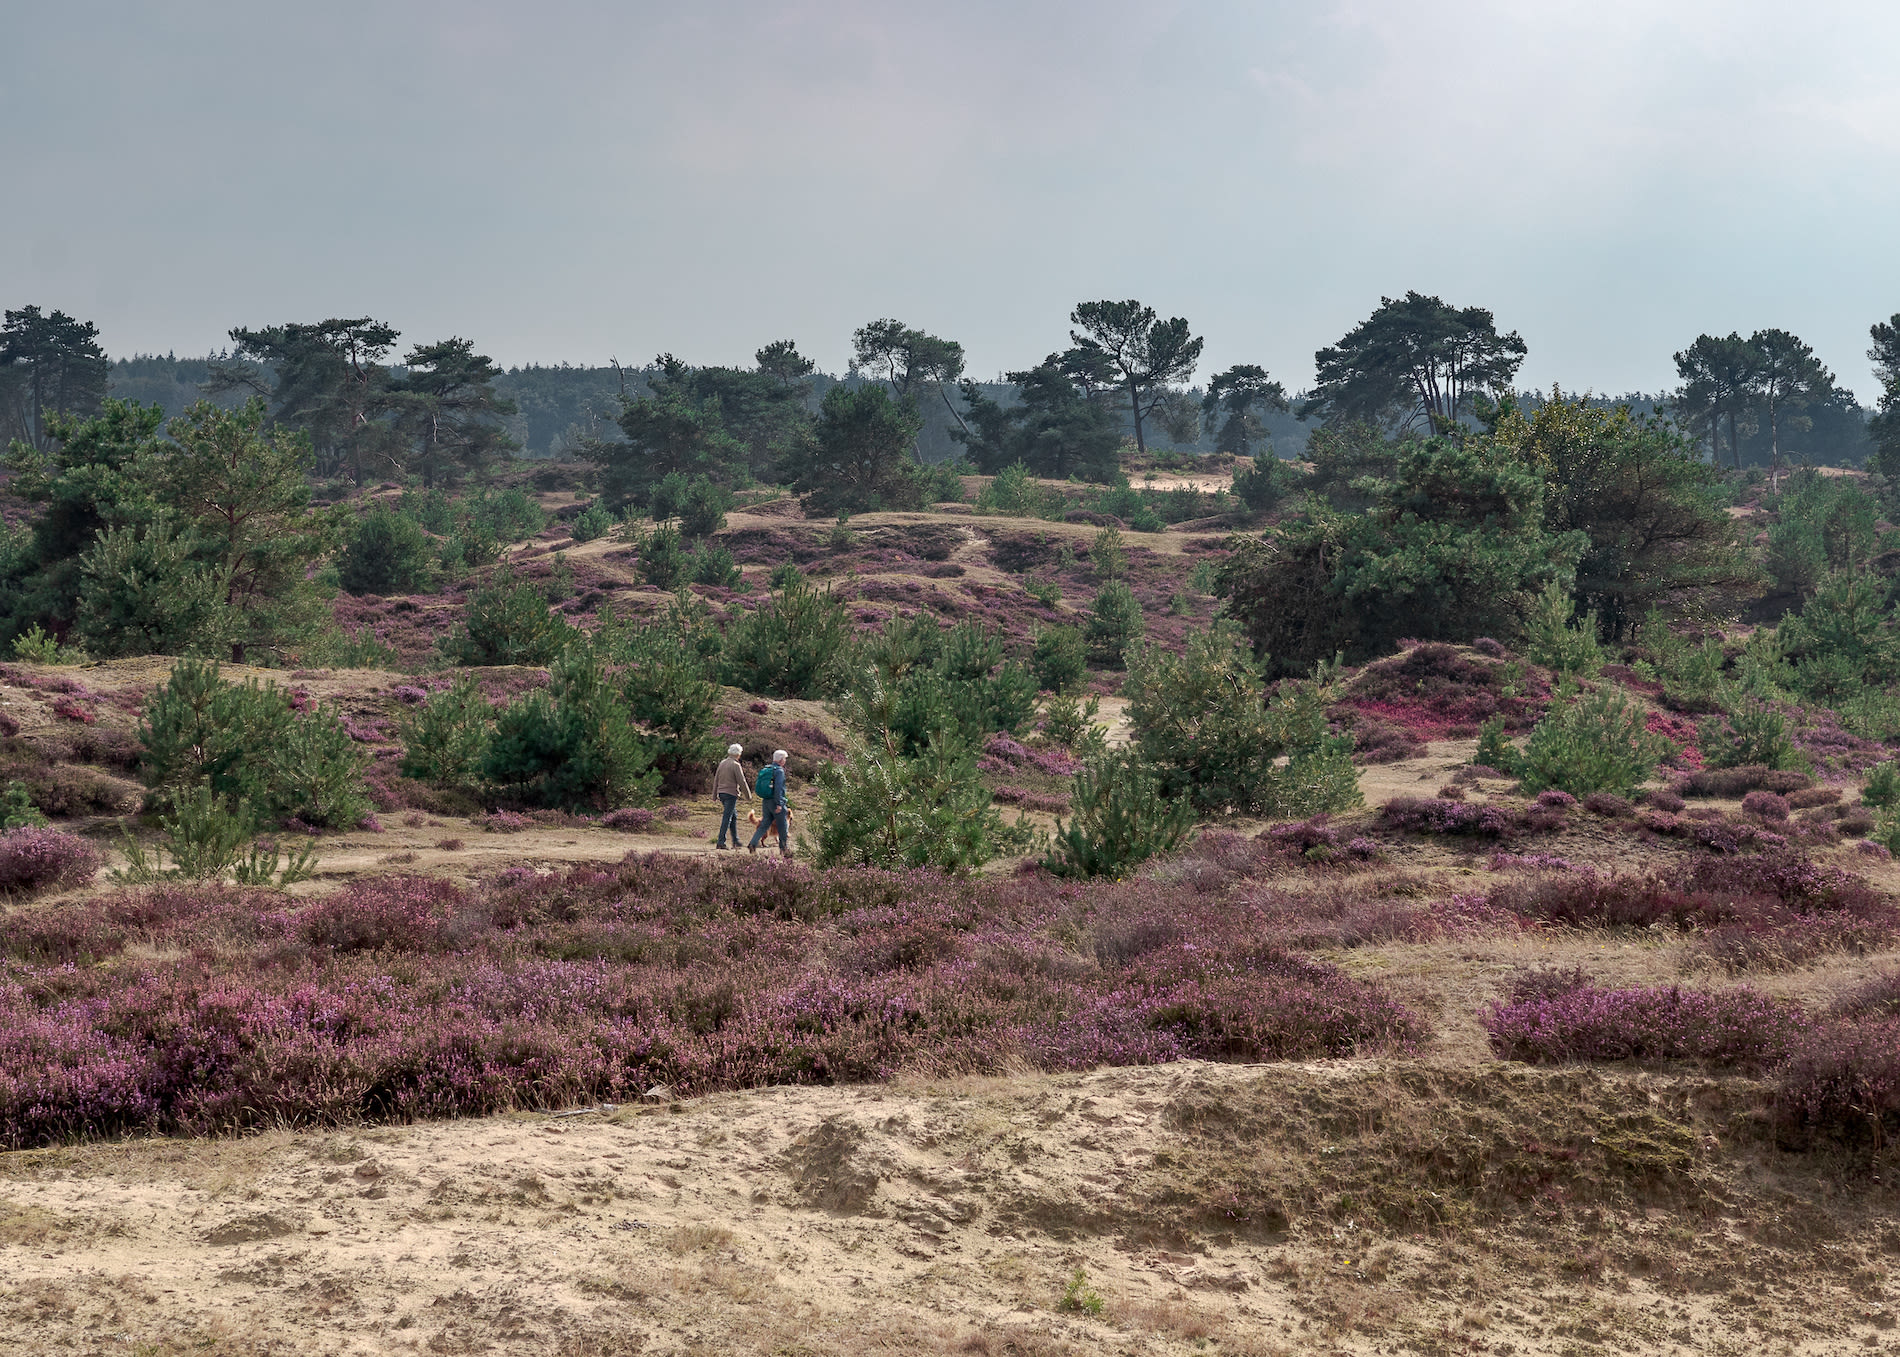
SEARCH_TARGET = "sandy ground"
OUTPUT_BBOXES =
[10,1059,1899,1357]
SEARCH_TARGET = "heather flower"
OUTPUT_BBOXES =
[0,827,101,895]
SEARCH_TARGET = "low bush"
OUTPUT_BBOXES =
[1519,581,1605,676]
[338,501,437,595]
[1039,693,1106,754]
[1484,983,1809,1068]
[0,826,101,895]
[720,574,855,699]
[439,568,578,666]
[1741,790,1791,820]
[397,678,492,790]
[1699,696,1796,771]
[1862,760,1900,809]
[139,659,371,829]
[1515,681,1669,797]
[1582,792,1630,817]
[689,544,741,588]
[1125,625,1361,818]
[1044,748,1194,879]
[0,857,1426,1146]
[637,523,689,588]
[569,501,616,544]
[1682,765,1810,798]
[811,730,1032,872]
[1378,797,1546,840]
[1775,1018,1900,1144]
[480,649,660,811]
[1084,580,1143,666]
[1032,625,1088,694]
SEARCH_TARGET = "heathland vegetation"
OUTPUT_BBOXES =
[4,293,1900,1349]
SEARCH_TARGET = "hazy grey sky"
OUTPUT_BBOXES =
[7,1,1899,397]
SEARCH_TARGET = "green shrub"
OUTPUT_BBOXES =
[1057,1268,1107,1318]
[338,501,437,595]
[10,624,87,665]
[137,659,370,828]
[690,544,741,588]
[1040,693,1107,753]
[1032,624,1088,693]
[159,785,256,879]
[570,501,616,544]
[1862,760,1900,809]
[594,601,724,778]
[975,462,1063,518]
[304,626,400,669]
[544,552,575,603]
[1520,581,1604,676]
[1517,682,1671,796]
[481,649,659,810]
[1044,748,1194,878]
[921,458,969,505]
[678,478,733,539]
[439,568,578,666]
[1091,526,1127,580]
[398,678,493,789]
[1699,694,1796,771]
[852,617,1036,756]
[1474,717,1521,775]
[1124,625,1362,817]
[720,574,856,699]
[0,782,47,830]
[1024,578,1061,609]
[1231,453,1305,513]
[1085,581,1143,666]
[74,516,231,660]
[638,524,688,589]
[232,838,320,888]
[809,730,1031,872]
[464,487,545,542]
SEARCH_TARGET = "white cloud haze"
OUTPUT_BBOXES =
[5,0,1898,395]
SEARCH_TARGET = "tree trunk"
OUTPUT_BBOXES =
[1126,376,1146,455]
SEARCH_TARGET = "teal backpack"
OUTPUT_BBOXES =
[755,766,776,799]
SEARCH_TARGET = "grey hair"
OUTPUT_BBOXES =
[773,749,788,763]
[727,744,743,757]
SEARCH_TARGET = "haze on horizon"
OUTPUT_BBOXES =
[7,0,1900,399]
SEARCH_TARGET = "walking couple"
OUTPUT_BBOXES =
[713,744,792,857]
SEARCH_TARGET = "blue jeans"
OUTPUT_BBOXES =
[716,794,740,846]
[748,801,788,851]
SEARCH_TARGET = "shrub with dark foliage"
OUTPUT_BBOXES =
[0,827,101,895]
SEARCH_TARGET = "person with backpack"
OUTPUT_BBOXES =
[712,743,750,849]
[747,749,791,857]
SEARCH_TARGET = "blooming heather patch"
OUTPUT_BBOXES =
[1644,710,1701,769]
[0,858,1424,1147]
[1333,643,1548,743]
[0,827,102,896]
[1377,797,1563,840]
[1484,983,1810,1068]
[1775,1017,1900,1142]
[1483,850,1896,971]
[602,808,656,832]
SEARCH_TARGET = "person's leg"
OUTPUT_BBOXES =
[773,806,789,853]
[717,794,737,846]
[747,807,767,851]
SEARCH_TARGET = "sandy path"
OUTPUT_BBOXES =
[9,1059,1877,1357]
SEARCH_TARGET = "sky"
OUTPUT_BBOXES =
[6,0,1900,398]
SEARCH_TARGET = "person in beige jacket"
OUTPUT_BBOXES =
[712,744,750,849]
